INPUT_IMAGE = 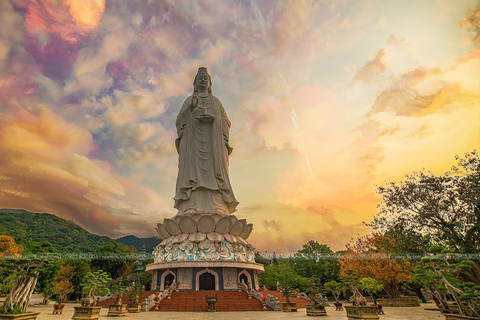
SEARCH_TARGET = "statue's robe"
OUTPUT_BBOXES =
[174,94,238,215]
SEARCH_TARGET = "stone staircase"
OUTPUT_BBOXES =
[152,290,272,312]
[96,291,155,308]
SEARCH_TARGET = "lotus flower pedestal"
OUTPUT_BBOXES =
[146,213,264,292]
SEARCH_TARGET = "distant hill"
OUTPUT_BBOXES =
[0,209,132,254]
[116,235,161,255]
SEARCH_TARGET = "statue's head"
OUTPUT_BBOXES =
[193,67,212,93]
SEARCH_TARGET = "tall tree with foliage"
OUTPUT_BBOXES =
[65,259,91,301]
[90,243,137,279]
[292,240,339,283]
[371,150,480,253]
[0,235,23,257]
[339,233,413,298]
[52,265,75,304]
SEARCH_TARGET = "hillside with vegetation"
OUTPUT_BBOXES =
[0,209,132,253]
[116,235,160,254]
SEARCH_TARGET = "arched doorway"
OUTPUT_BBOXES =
[239,273,248,284]
[199,272,215,290]
[165,273,175,287]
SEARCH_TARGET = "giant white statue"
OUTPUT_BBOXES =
[174,67,238,216]
[152,67,257,268]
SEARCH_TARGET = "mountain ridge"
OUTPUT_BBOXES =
[0,209,159,254]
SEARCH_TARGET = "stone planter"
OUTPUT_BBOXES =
[53,303,65,314]
[71,306,102,320]
[377,297,419,307]
[107,304,126,317]
[127,303,141,313]
[444,315,480,320]
[0,313,40,320]
[282,302,297,312]
[306,303,327,316]
[344,306,380,320]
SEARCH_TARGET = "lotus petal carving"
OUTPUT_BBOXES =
[215,216,232,233]
[177,233,189,243]
[239,223,253,239]
[207,232,224,242]
[164,218,182,236]
[179,216,197,233]
[197,215,216,233]
[223,233,237,243]
[156,223,171,239]
[230,219,247,236]
[156,214,254,246]
[189,232,206,242]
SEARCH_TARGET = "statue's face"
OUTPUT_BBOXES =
[196,74,210,91]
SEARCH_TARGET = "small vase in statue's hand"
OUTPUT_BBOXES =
[196,113,214,122]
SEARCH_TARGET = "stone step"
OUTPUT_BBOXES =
[151,290,271,312]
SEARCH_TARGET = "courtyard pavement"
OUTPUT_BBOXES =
[27,301,444,320]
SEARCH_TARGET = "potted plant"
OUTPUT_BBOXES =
[107,278,128,317]
[51,265,75,315]
[358,277,384,314]
[72,270,111,320]
[127,282,143,313]
[0,255,43,320]
[306,278,327,316]
[152,293,161,310]
[413,246,480,319]
[324,280,345,311]
[342,271,379,320]
[261,295,268,310]
[278,282,297,312]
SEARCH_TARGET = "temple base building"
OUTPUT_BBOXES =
[146,213,264,291]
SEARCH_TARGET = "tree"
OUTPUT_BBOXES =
[358,277,383,304]
[371,150,480,253]
[324,280,346,302]
[90,243,137,279]
[276,264,309,303]
[81,270,111,307]
[292,240,339,283]
[35,259,62,304]
[259,264,281,290]
[65,259,91,301]
[339,233,413,298]
[0,258,46,314]
[0,235,23,257]
[412,246,480,317]
[52,265,75,304]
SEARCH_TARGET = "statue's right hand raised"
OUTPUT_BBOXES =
[191,93,198,109]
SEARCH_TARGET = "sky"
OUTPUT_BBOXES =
[0,0,479,254]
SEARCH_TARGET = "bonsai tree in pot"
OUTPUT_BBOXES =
[107,277,129,317]
[0,238,44,319]
[127,281,144,313]
[358,277,383,305]
[306,278,327,316]
[72,270,111,320]
[342,270,379,320]
[324,280,346,310]
[358,277,385,315]
[51,265,75,315]
[277,265,309,312]
[413,245,480,319]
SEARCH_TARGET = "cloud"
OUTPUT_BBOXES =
[352,49,387,83]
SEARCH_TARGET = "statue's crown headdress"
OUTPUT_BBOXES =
[197,67,208,74]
